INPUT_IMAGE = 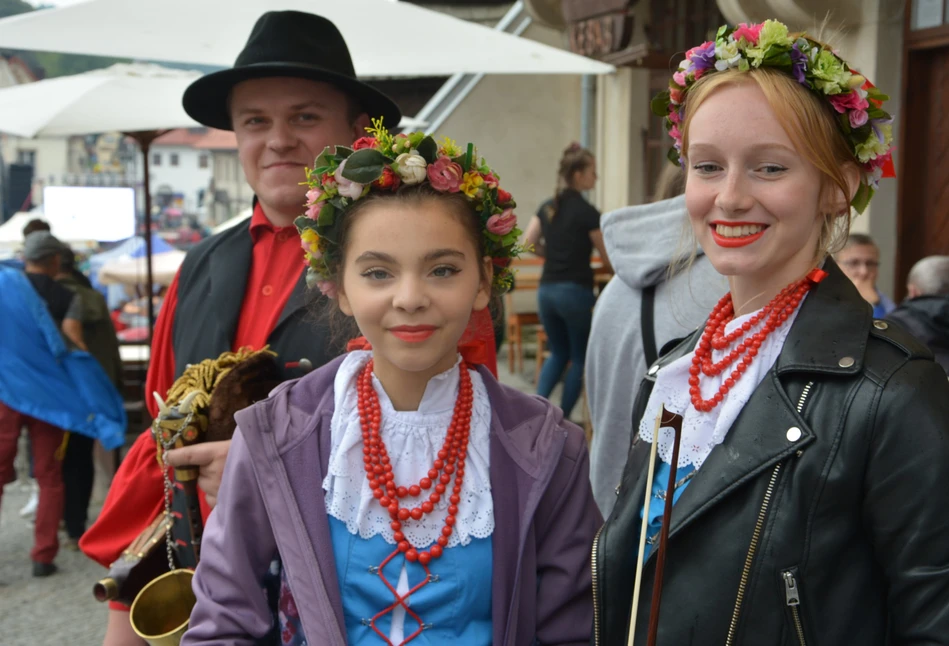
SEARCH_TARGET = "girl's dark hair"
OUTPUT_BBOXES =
[311,183,493,345]
[544,142,594,221]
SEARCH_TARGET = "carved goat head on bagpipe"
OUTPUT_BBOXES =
[92,347,281,646]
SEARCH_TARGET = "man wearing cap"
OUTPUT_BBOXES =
[77,11,403,644]
[0,231,85,578]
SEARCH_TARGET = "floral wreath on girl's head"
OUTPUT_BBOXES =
[651,19,894,214]
[295,120,525,298]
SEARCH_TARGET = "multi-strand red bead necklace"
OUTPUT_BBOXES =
[690,268,827,413]
[357,359,472,566]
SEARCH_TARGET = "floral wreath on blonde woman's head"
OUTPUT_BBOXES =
[651,19,894,214]
[295,119,525,298]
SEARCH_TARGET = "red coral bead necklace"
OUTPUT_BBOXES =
[358,359,472,566]
[690,268,827,413]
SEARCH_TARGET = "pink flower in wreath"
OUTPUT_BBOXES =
[316,280,338,299]
[305,203,321,220]
[487,209,517,236]
[849,109,869,128]
[828,90,869,114]
[732,22,763,45]
[669,87,685,105]
[496,187,513,205]
[427,156,464,193]
[334,159,366,200]
[672,71,687,87]
[669,125,682,142]
[668,108,682,125]
[482,172,499,189]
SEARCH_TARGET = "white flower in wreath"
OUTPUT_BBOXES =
[714,40,741,71]
[394,152,428,185]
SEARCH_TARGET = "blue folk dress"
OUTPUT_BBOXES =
[279,351,495,645]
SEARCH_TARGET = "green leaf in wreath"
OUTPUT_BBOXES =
[334,146,354,161]
[318,203,336,227]
[314,147,335,170]
[341,148,389,184]
[651,90,671,117]
[294,215,315,231]
[416,136,438,164]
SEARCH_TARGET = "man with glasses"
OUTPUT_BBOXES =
[835,233,895,319]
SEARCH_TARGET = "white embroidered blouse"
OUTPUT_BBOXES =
[323,350,495,549]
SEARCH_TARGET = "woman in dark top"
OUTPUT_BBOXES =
[524,143,610,419]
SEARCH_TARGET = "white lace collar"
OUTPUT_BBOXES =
[640,300,804,469]
[323,351,495,548]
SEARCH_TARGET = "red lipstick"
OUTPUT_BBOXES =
[389,325,436,343]
[709,221,768,248]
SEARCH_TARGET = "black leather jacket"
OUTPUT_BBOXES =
[593,260,949,645]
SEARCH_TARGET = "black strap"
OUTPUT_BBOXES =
[642,285,658,368]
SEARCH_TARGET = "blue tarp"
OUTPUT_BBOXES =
[0,266,127,449]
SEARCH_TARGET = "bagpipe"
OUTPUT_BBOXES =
[92,347,281,646]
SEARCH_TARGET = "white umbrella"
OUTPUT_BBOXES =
[0,63,201,137]
[97,249,186,287]
[0,0,614,75]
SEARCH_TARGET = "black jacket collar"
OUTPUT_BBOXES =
[627,258,873,547]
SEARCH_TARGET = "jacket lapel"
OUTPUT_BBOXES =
[274,268,308,332]
[208,221,253,349]
[627,261,866,548]
[666,373,814,539]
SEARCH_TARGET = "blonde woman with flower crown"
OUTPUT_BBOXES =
[593,21,949,645]
[181,126,601,646]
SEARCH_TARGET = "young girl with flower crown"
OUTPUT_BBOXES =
[182,126,601,646]
[593,20,949,645]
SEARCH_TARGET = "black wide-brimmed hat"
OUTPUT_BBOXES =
[183,11,402,131]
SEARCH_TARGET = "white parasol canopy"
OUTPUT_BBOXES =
[0,63,202,137]
[0,0,614,76]
[0,62,424,138]
[97,249,186,287]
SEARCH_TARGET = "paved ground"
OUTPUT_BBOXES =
[0,478,110,645]
[0,347,581,646]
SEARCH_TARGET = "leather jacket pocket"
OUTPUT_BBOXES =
[782,567,808,646]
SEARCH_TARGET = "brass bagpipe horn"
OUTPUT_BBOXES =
[91,348,281,646]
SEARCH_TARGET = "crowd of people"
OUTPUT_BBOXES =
[1,10,948,646]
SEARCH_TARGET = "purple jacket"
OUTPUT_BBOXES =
[184,355,602,645]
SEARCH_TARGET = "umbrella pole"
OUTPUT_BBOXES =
[125,130,168,344]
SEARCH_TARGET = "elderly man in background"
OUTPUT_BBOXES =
[886,256,949,375]
[835,233,896,318]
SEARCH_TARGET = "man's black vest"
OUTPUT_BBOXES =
[173,217,342,383]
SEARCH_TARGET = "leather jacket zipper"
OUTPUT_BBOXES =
[783,571,807,646]
[724,381,814,645]
[591,523,604,646]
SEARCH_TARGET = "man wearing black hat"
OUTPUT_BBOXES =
[78,12,402,644]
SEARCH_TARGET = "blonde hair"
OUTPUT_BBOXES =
[681,66,858,260]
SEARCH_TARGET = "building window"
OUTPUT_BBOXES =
[153,153,161,166]
[170,153,180,167]
[199,154,209,169]
[17,149,36,166]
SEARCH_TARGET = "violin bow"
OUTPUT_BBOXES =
[627,405,684,646]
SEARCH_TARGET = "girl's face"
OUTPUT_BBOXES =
[685,82,827,289]
[338,199,492,380]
